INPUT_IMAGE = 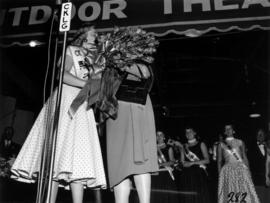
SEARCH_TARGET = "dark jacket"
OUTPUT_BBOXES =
[0,140,21,159]
[247,141,266,186]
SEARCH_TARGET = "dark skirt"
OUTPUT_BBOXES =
[178,166,211,203]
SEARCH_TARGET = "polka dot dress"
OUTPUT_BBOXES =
[11,49,107,189]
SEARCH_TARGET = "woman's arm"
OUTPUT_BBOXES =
[63,54,86,88]
[241,140,250,168]
[180,145,188,166]
[192,142,210,166]
[125,63,150,79]
[181,144,194,167]
[266,149,270,186]
[168,147,176,162]
[217,143,223,174]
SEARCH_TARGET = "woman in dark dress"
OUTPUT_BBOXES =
[106,64,159,203]
[156,131,171,164]
[154,131,180,203]
[179,126,211,203]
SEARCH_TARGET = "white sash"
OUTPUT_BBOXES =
[222,142,243,162]
[185,147,207,171]
[69,46,89,79]
[157,147,175,180]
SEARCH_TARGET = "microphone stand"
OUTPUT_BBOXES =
[46,19,69,203]
[35,1,70,203]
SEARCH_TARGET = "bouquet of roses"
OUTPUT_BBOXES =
[95,26,159,70]
[68,26,159,122]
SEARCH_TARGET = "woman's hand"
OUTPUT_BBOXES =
[125,63,150,79]
[160,161,174,167]
[90,64,104,79]
[137,63,150,78]
[266,176,270,187]
[7,157,15,167]
[174,141,183,148]
[63,70,86,88]
[183,161,194,167]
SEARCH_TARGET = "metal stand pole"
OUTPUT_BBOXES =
[35,1,72,203]
[35,8,60,203]
[45,29,68,203]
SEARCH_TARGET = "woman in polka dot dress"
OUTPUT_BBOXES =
[11,27,107,203]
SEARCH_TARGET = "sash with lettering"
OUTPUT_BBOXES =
[222,141,243,163]
[157,147,175,180]
[67,45,101,119]
[184,144,207,173]
[67,46,122,122]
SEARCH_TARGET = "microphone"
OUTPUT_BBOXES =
[56,0,62,5]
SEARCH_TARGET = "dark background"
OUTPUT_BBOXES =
[0,29,269,146]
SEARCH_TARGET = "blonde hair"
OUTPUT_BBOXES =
[71,26,95,46]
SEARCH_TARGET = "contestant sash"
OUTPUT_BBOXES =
[157,147,175,180]
[69,46,89,79]
[184,145,207,171]
[68,46,100,119]
[222,142,243,162]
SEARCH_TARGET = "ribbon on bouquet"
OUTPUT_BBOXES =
[68,68,123,122]
[67,45,124,122]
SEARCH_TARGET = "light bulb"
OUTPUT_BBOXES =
[29,40,37,47]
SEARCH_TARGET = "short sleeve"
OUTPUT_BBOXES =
[237,139,243,146]
[220,142,225,150]
[57,46,72,68]
[66,46,72,57]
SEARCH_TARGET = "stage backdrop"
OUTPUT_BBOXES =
[0,0,270,46]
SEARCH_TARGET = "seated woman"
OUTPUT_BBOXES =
[156,131,171,167]
[0,127,21,178]
[0,127,21,161]
[154,131,180,202]
[167,136,183,171]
